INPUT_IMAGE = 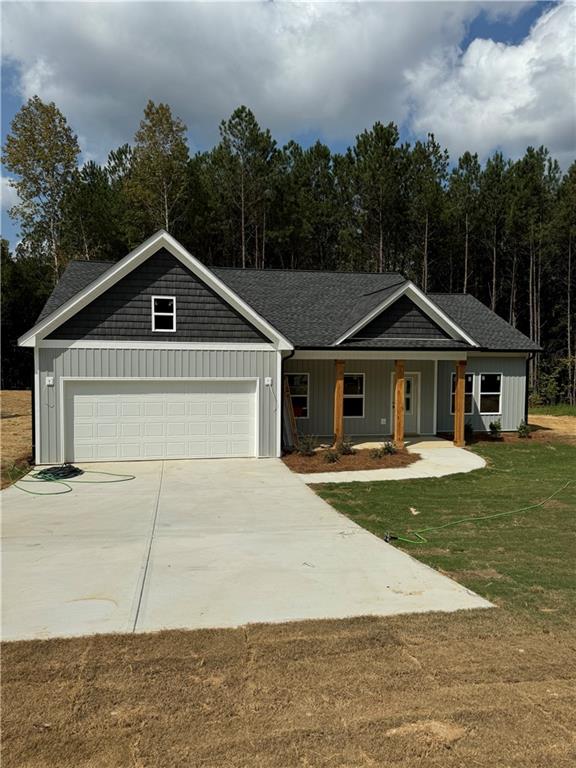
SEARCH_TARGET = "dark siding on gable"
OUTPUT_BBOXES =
[349,295,449,342]
[47,249,267,342]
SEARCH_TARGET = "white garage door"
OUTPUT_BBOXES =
[65,380,257,461]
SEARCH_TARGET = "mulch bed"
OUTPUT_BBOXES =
[282,448,420,474]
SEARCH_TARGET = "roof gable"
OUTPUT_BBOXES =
[347,294,450,344]
[47,249,267,343]
[19,231,293,349]
[334,282,479,348]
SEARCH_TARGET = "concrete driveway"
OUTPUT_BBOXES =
[1,459,491,641]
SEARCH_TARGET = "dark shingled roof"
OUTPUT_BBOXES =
[35,260,540,352]
[430,294,541,352]
[37,261,113,322]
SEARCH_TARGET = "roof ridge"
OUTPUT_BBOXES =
[213,266,404,276]
[68,259,116,265]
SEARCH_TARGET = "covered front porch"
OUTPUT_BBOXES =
[285,351,469,448]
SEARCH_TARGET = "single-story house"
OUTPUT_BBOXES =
[19,231,540,464]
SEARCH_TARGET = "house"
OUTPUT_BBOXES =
[19,231,540,464]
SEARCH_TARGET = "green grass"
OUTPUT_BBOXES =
[315,442,576,623]
[529,403,576,416]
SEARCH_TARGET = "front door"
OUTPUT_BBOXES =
[391,373,420,435]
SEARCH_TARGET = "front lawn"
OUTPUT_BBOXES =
[315,442,576,623]
[3,440,576,767]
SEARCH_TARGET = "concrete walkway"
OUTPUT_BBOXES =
[298,439,486,484]
[2,458,491,641]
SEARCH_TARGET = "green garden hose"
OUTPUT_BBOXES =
[11,465,135,495]
[386,479,574,545]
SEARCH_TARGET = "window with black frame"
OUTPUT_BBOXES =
[451,372,474,414]
[287,373,309,418]
[343,373,364,417]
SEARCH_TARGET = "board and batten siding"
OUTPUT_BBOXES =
[436,356,527,433]
[285,358,436,438]
[38,347,279,463]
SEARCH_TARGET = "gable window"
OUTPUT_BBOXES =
[152,296,176,332]
[287,373,309,418]
[451,373,474,415]
[479,373,502,414]
[344,373,365,418]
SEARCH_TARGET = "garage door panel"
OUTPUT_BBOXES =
[121,402,143,417]
[167,402,186,417]
[121,423,142,438]
[66,380,257,461]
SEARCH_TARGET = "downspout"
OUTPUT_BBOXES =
[280,349,296,452]
[31,349,36,464]
[525,353,535,424]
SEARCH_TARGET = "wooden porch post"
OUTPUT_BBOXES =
[394,360,405,449]
[333,360,345,445]
[454,360,467,447]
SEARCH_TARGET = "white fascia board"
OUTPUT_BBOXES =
[334,281,478,348]
[19,230,293,351]
[467,351,528,358]
[38,339,276,351]
[292,350,468,361]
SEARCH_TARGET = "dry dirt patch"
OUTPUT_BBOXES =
[283,448,419,474]
[2,610,576,768]
[1,390,32,487]
[529,414,576,444]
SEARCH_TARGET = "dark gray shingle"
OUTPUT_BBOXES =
[34,260,540,351]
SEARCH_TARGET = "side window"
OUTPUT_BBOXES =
[152,296,176,332]
[343,373,365,418]
[451,373,474,414]
[479,373,502,414]
[287,373,309,418]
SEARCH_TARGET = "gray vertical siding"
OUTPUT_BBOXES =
[285,358,436,438]
[436,355,527,433]
[38,347,279,463]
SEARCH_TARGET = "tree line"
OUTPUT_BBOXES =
[2,96,575,402]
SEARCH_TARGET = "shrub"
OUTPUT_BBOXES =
[464,421,474,443]
[296,434,317,457]
[323,449,340,464]
[335,437,356,456]
[369,441,396,459]
[517,419,531,439]
[489,420,502,439]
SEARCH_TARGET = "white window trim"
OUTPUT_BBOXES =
[151,295,176,333]
[287,372,310,420]
[450,372,474,416]
[479,372,503,415]
[343,372,365,419]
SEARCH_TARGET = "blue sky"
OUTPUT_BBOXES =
[2,1,574,248]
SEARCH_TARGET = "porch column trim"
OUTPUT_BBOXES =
[454,359,467,447]
[333,359,345,444]
[394,359,405,449]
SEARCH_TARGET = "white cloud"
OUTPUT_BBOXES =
[406,1,576,164]
[1,176,20,212]
[1,1,573,166]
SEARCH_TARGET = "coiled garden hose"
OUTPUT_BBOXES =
[11,463,135,495]
[385,479,574,545]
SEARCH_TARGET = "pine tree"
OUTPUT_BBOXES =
[128,100,189,236]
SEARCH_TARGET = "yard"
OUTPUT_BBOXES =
[0,390,32,488]
[1,396,576,766]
